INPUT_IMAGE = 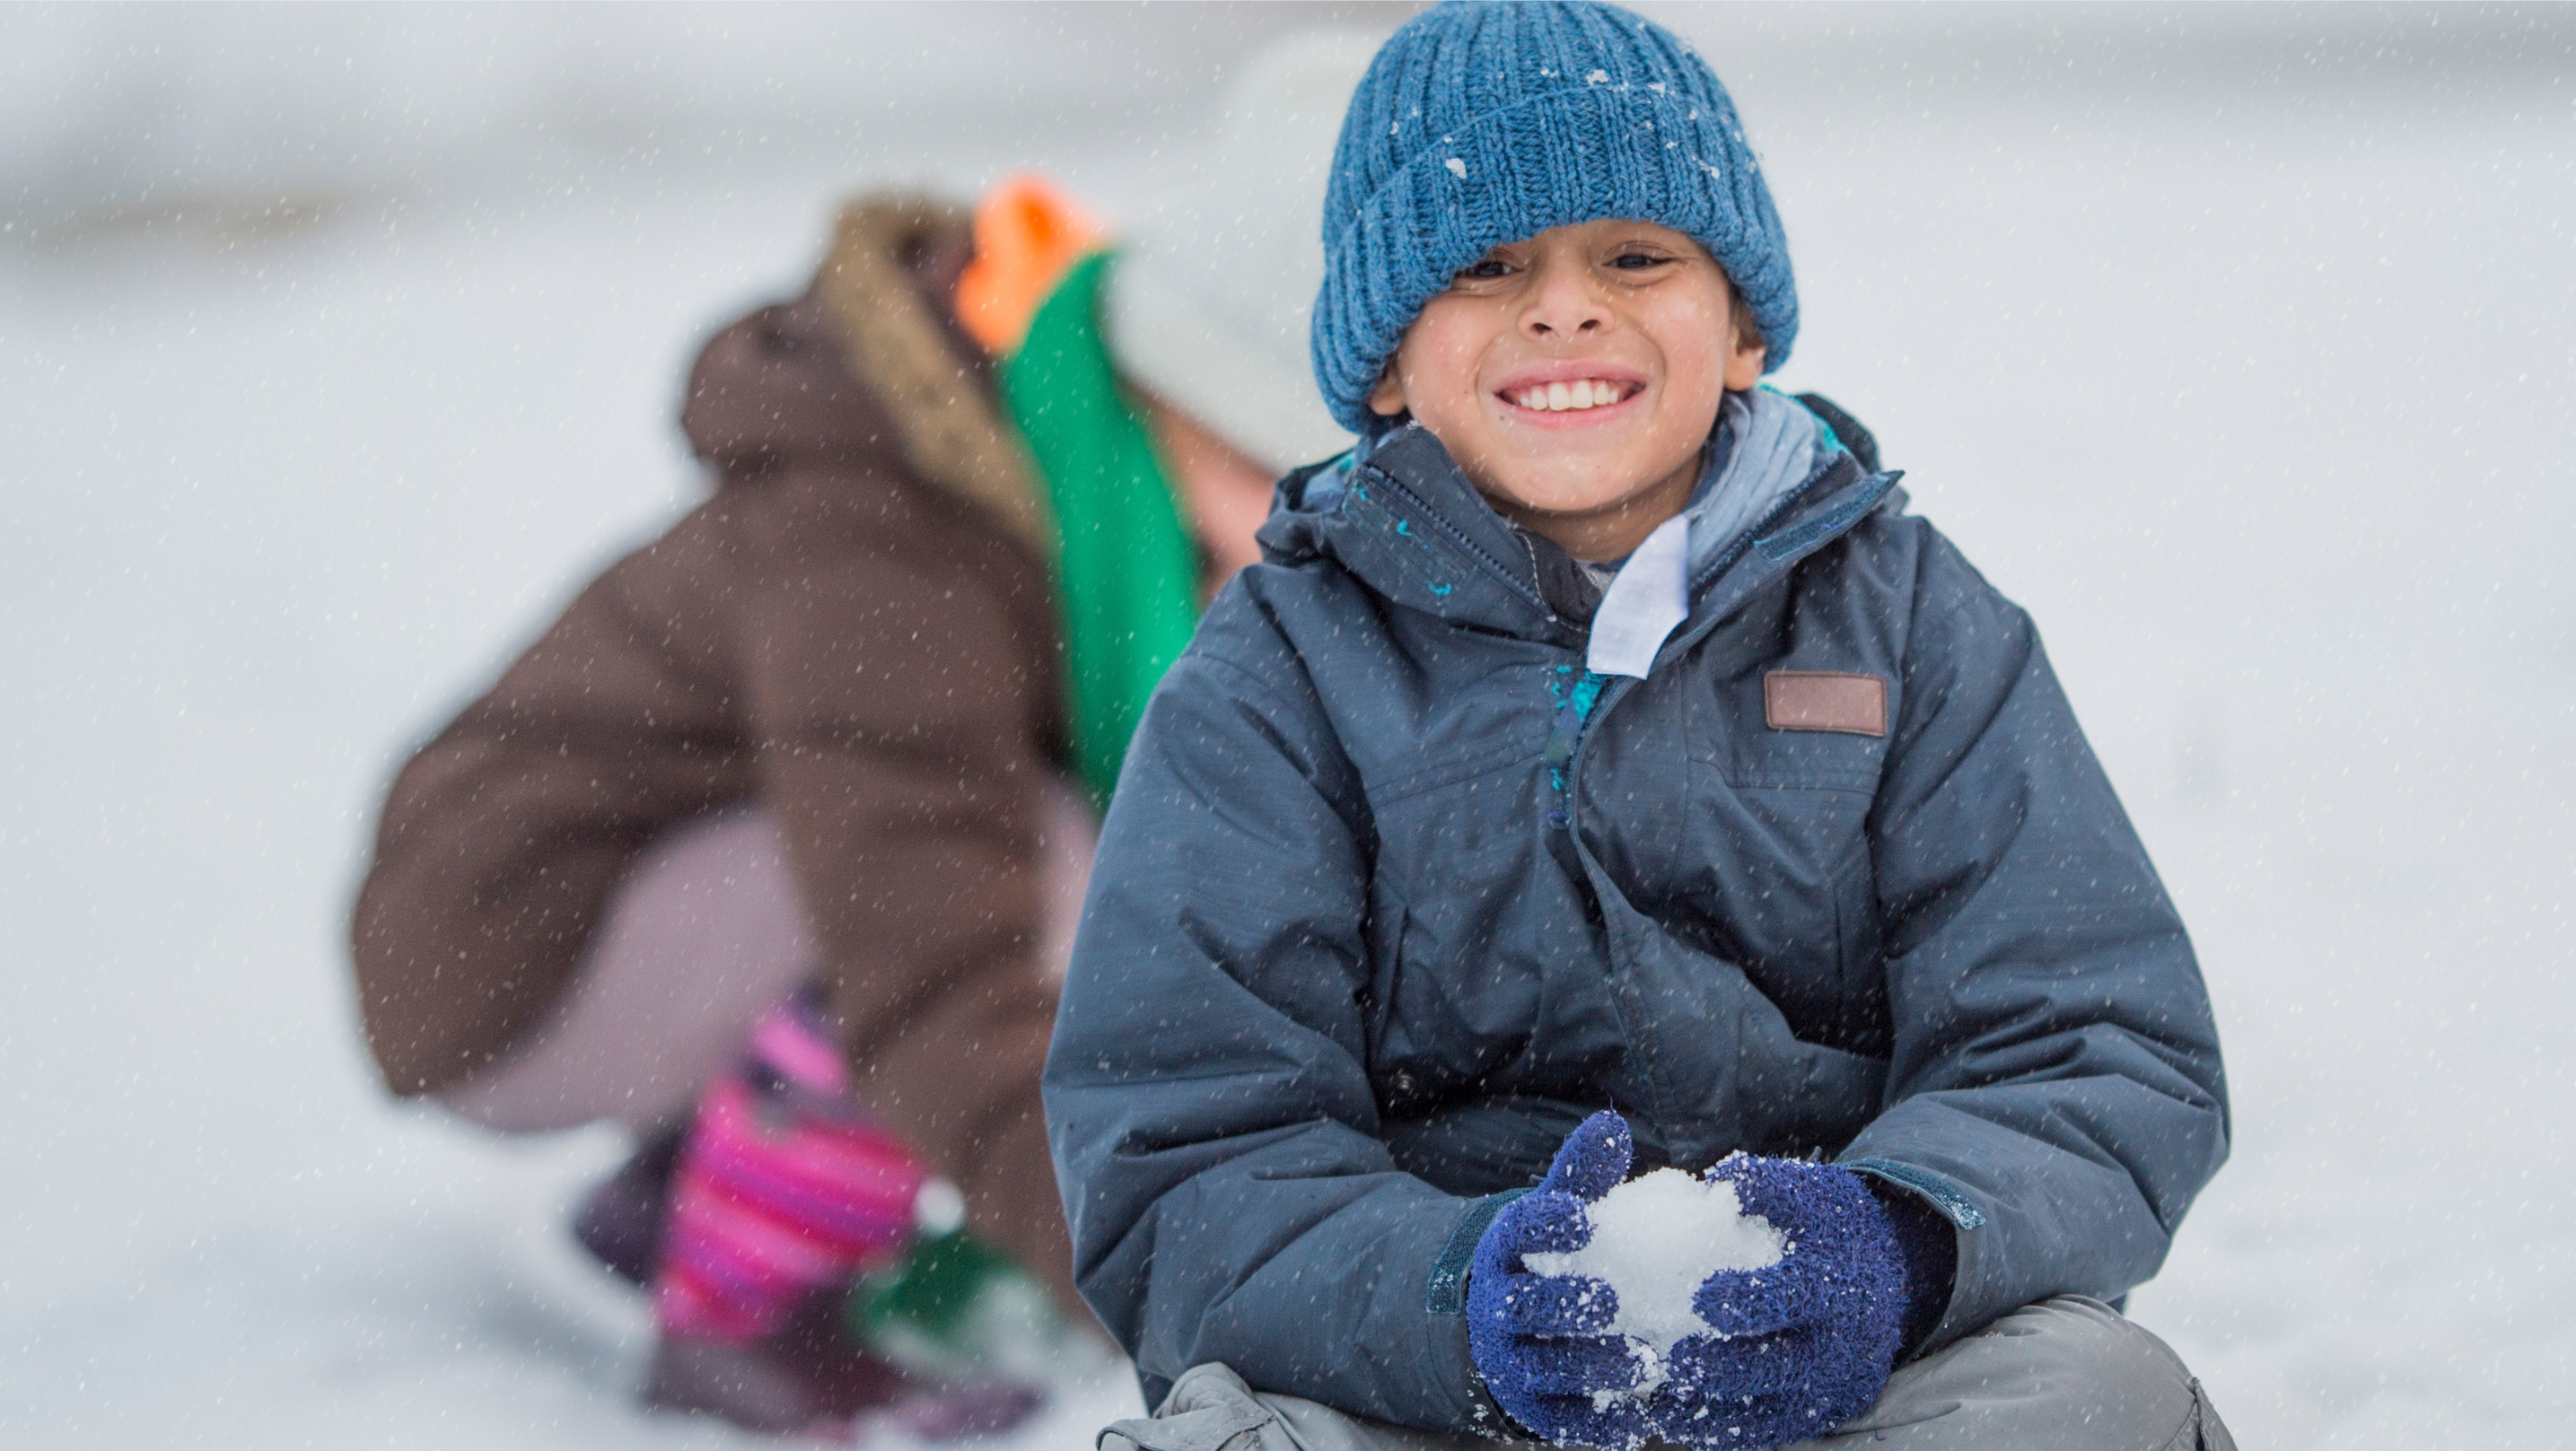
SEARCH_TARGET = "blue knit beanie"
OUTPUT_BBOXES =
[1311,0,1797,433]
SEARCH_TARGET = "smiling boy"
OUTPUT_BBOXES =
[1046,5,2233,1450]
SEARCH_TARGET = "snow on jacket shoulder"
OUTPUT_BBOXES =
[1043,418,2230,1430]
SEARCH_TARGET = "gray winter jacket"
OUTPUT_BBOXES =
[1043,400,2229,1432]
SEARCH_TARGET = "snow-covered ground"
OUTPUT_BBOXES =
[4,4,2572,1447]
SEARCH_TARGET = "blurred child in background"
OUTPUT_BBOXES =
[347,32,1376,1439]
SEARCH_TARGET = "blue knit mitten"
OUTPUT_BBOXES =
[1649,1157,1907,1450]
[1467,1112,1649,1449]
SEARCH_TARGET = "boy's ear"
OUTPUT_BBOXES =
[1367,363,1408,418]
[1723,305,1768,391]
[1723,337,1768,391]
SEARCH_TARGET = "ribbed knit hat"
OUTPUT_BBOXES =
[1310,0,1797,433]
[1103,31,1377,474]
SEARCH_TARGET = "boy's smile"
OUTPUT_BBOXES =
[1367,219,1767,562]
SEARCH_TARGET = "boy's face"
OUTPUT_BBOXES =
[1368,220,1766,561]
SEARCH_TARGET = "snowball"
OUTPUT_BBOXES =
[1524,1167,1787,1360]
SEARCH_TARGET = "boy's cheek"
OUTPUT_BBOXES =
[1383,308,1496,419]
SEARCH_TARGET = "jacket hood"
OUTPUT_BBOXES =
[1257,389,1896,653]
[679,294,887,476]
[679,197,1052,559]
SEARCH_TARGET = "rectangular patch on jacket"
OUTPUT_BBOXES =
[1764,671,1888,737]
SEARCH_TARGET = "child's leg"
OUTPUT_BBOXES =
[1800,1296,2232,1451]
[434,779,1094,1132]
[1102,1300,2231,1451]
[433,805,819,1133]
[1101,1364,1488,1451]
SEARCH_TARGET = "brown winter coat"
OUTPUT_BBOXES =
[350,196,1078,1307]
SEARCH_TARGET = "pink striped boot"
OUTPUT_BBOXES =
[644,989,925,1434]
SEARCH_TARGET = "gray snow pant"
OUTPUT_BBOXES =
[1099,1298,2233,1451]
[433,788,1097,1132]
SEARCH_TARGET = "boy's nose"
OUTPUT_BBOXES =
[1519,263,1612,340]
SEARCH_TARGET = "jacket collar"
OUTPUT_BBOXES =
[1259,399,1901,657]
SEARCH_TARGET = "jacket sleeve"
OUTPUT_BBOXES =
[1044,596,1494,1432]
[350,507,755,1095]
[1837,525,2230,1352]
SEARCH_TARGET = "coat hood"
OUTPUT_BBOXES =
[679,294,888,476]
[679,197,1052,559]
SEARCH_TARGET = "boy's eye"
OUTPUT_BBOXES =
[1608,250,1671,271]
[1456,258,1514,282]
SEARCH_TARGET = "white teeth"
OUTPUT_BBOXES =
[1513,380,1626,412]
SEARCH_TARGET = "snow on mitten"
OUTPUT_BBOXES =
[1649,1157,1906,1450]
[653,990,927,1344]
[1466,1111,1651,1450]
